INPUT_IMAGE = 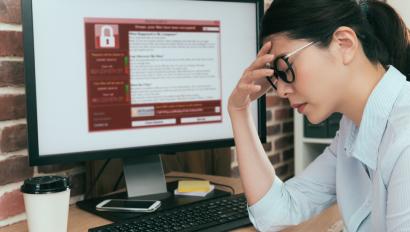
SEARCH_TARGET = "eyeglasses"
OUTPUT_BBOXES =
[265,41,316,90]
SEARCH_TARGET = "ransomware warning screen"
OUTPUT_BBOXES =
[84,18,222,131]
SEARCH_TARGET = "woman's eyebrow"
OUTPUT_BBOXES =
[275,52,287,58]
[271,47,289,58]
[268,48,287,58]
[266,44,287,58]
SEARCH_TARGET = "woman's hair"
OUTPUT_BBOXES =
[261,0,410,79]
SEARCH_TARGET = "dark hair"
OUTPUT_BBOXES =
[261,0,410,79]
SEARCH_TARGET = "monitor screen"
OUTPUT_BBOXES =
[23,0,265,165]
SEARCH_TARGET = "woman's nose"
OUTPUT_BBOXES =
[275,79,293,98]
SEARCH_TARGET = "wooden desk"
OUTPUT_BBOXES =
[0,172,341,232]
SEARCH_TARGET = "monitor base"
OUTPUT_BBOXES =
[76,180,231,222]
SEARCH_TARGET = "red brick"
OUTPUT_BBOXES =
[0,189,24,220]
[0,156,33,186]
[281,99,290,106]
[0,61,24,86]
[0,94,26,120]
[274,135,293,150]
[262,142,272,152]
[1,124,27,153]
[266,96,281,107]
[0,31,23,57]
[267,124,280,136]
[275,108,293,120]
[266,110,272,121]
[69,172,86,197]
[268,153,280,164]
[282,148,294,161]
[0,0,21,24]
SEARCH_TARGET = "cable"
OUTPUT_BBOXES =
[166,175,236,195]
[84,159,111,199]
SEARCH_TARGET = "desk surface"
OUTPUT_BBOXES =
[0,172,341,232]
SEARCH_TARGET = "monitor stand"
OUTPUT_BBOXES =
[123,154,168,198]
[76,154,230,222]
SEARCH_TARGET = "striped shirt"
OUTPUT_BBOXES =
[248,66,410,231]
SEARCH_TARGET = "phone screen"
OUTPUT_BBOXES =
[104,200,156,208]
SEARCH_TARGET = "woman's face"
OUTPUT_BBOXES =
[268,34,346,124]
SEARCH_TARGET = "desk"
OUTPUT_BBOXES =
[0,172,342,232]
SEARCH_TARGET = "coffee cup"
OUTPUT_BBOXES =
[20,176,71,232]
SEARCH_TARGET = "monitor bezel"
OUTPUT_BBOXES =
[22,0,266,166]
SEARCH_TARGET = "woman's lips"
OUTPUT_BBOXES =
[292,103,307,113]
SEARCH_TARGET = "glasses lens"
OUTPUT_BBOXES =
[274,57,293,83]
[274,70,287,81]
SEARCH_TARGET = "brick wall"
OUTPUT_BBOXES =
[0,0,86,227]
[231,0,295,181]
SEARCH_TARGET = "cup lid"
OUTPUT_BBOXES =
[21,176,71,194]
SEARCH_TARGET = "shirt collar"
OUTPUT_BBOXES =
[348,66,406,169]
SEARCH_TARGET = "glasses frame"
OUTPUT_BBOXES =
[265,41,316,90]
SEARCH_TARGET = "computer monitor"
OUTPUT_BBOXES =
[22,0,265,206]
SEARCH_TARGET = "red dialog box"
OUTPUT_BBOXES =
[85,18,222,132]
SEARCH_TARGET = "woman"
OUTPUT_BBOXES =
[228,0,410,231]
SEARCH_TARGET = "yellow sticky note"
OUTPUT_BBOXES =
[177,180,211,192]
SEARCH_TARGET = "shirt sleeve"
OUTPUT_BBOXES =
[386,148,410,231]
[247,132,340,232]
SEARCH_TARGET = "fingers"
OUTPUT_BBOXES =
[250,80,272,100]
[252,53,274,69]
[243,69,274,83]
[238,82,262,93]
[244,41,275,80]
[247,53,274,77]
[257,41,272,58]
[233,40,275,106]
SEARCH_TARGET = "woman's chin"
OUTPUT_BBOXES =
[305,114,327,125]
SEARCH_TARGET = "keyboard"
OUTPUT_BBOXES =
[89,193,251,232]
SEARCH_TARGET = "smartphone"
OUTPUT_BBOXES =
[96,199,161,213]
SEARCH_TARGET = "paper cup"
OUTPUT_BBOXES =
[21,176,71,232]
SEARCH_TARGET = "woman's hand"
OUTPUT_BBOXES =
[228,41,275,112]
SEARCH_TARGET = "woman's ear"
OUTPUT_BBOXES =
[330,26,360,65]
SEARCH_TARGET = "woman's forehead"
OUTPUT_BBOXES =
[264,34,312,56]
[265,34,296,55]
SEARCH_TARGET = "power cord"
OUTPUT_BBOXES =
[112,171,124,192]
